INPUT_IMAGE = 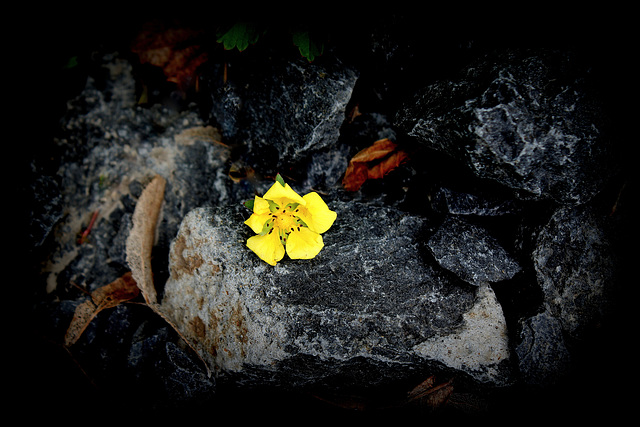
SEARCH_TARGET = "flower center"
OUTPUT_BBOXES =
[274,207,298,231]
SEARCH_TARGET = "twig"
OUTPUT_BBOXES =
[78,210,100,244]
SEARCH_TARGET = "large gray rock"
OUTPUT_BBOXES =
[395,49,615,205]
[161,202,513,390]
[533,203,617,339]
[512,201,619,388]
[208,55,359,173]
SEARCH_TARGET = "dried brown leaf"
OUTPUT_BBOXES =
[64,272,139,346]
[64,300,98,347]
[407,377,454,410]
[342,138,409,191]
[91,271,139,309]
[175,126,225,147]
[126,174,166,305]
[124,174,212,376]
[407,375,436,400]
[131,24,208,91]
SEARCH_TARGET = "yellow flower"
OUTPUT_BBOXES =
[245,175,337,266]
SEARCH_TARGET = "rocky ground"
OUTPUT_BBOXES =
[15,11,635,422]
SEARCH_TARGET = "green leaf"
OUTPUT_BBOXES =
[275,173,286,187]
[217,22,260,52]
[244,199,255,210]
[63,55,79,70]
[292,31,324,62]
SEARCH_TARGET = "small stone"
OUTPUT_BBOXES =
[515,311,571,387]
[427,216,521,286]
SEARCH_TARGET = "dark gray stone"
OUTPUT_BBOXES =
[516,311,571,386]
[431,187,520,217]
[161,202,513,389]
[395,49,615,205]
[427,216,521,286]
[208,56,359,173]
[533,203,617,339]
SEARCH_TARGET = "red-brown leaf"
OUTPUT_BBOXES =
[131,23,208,92]
[64,272,139,346]
[342,138,409,191]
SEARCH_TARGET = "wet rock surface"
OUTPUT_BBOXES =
[20,15,634,420]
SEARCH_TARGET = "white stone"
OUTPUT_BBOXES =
[413,284,511,385]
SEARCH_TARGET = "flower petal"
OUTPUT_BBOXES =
[244,212,271,234]
[252,196,271,214]
[297,192,337,234]
[286,227,324,259]
[247,231,285,266]
[263,181,306,206]
[245,196,274,234]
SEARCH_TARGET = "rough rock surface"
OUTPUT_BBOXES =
[431,187,520,217]
[207,55,359,174]
[515,312,571,387]
[427,216,521,286]
[414,284,511,385]
[533,204,617,339]
[395,49,615,206]
[161,203,513,389]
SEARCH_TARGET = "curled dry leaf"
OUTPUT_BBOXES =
[64,272,139,346]
[407,376,454,410]
[407,375,436,400]
[126,174,166,305]
[342,138,409,191]
[125,174,212,376]
[65,175,167,347]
